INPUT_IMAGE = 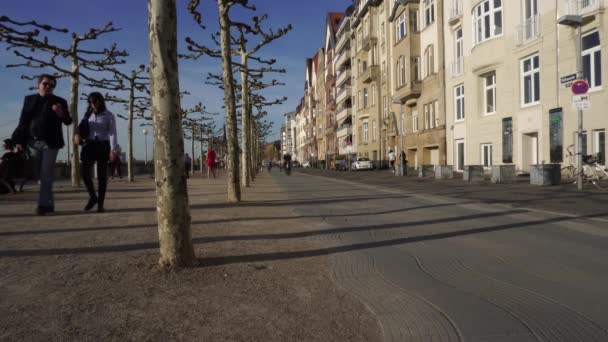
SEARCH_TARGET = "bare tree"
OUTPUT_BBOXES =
[86,65,150,182]
[0,16,127,187]
[148,0,195,268]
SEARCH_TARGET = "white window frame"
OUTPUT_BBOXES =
[423,0,435,28]
[396,12,407,42]
[372,86,376,106]
[583,31,602,90]
[372,120,377,141]
[521,54,540,106]
[593,129,606,162]
[412,109,419,132]
[481,143,493,168]
[400,55,406,86]
[455,84,465,121]
[473,0,503,45]
[383,96,387,120]
[483,72,497,115]
[413,57,421,81]
[433,100,439,128]
[424,45,434,78]
[363,88,368,108]
[363,122,369,143]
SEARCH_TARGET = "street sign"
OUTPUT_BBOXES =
[572,94,591,110]
[572,80,590,95]
[560,73,577,84]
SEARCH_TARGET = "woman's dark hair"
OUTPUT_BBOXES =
[3,139,14,150]
[38,74,56,87]
[87,92,107,114]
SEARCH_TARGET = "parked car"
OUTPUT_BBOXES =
[302,161,311,168]
[351,157,373,171]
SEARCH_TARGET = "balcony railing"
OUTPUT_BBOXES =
[335,49,351,69]
[517,14,540,45]
[336,69,351,87]
[337,125,352,138]
[336,31,349,52]
[359,65,379,83]
[336,87,352,105]
[449,0,463,22]
[564,0,605,15]
[336,107,352,123]
[361,31,377,51]
[451,58,463,77]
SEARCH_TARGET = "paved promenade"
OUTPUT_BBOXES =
[2,168,608,341]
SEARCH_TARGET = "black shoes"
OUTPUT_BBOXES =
[36,206,54,215]
[84,197,98,211]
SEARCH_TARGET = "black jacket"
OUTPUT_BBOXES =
[12,94,72,149]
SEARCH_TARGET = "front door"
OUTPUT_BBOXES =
[522,132,539,172]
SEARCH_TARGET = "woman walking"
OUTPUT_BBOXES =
[74,92,119,212]
[207,146,218,179]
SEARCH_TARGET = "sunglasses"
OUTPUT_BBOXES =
[41,82,55,88]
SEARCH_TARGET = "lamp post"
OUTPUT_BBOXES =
[142,128,148,167]
[393,99,404,176]
[558,11,583,190]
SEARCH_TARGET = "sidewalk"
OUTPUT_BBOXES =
[0,172,380,341]
[298,168,608,219]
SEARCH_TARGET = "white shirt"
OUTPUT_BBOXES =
[88,110,118,152]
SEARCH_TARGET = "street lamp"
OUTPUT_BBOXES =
[558,12,583,190]
[142,128,148,166]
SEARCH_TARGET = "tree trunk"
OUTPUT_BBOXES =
[200,130,204,173]
[127,87,135,182]
[240,55,250,187]
[219,1,241,202]
[70,60,80,187]
[191,127,195,174]
[148,0,195,268]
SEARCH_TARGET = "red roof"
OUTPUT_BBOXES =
[328,12,345,33]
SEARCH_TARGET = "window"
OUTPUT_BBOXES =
[412,109,419,132]
[358,90,362,109]
[484,72,497,114]
[364,19,369,38]
[357,29,363,50]
[395,12,406,42]
[455,140,465,171]
[382,61,386,82]
[454,28,463,76]
[412,57,421,81]
[455,84,465,121]
[583,31,602,89]
[398,55,406,86]
[372,87,376,106]
[423,102,436,129]
[363,122,369,143]
[381,22,385,46]
[423,0,435,28]
[383,96,387,120]
[594,129,606,163]
[400,112,404,134]
[521,54,540,105]
[473,0,503,45]
[424,45,434,77]
[372,120,377,141]
[522,0,538,41]
[481,143,493,168]
[410,10,419,32]
[363,88,368,108]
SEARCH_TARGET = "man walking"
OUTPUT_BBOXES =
[388,150,396,173]
[11,74,72,215]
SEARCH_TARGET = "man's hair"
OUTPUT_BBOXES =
[38,74,57,86]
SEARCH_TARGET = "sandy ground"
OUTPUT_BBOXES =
[0,172,381,341]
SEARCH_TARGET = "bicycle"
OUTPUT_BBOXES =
[561,144,608,189]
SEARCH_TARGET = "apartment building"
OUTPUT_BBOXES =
[323,13,345,165]
[335,13,356,158]
[283,111,296,157]
[352,0,385,165]
[444,0,607,174]
[314,49,327,166]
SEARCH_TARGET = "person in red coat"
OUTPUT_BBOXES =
[206,146,218,179]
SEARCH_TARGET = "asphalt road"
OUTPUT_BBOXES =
[272,169,608,342]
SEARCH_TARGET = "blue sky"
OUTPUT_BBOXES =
[0,0,350,160]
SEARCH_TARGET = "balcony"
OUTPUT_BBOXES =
[563,0,605,16]
[336,87,352,105]
[337,125,352,138]
[359,65,379,83]
[336,69,351,87]
[336,106,352,123]
[449,0,463,24]
[336,32,349,52]
[361,32,377,51]
[451,57,463,77]
[336,49,351,69]
[517,15,540,45]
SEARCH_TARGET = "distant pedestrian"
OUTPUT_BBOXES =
[110,145,122,179]
[267,160,272,173]
[184,153,192,178]
[207,146,218,179]
[388,150,396,173]
[74,92,119,213]
[11,74,72,215]
[401,150,408,176]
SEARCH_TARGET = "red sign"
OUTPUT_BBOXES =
[572,80,590,95]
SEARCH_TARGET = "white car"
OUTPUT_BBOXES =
[351,157,373,171]
[302,161,311,168]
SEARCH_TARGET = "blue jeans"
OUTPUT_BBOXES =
[29,141,59,208]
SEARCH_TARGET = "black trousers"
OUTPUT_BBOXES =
[81,140,110,207]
